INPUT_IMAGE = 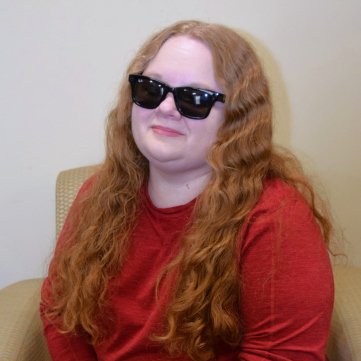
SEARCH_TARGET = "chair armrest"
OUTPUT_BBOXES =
[327,265,361,361]
[0,279,52,361]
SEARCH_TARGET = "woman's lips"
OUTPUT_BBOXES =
[151,125,183,137]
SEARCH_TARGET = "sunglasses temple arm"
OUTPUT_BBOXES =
[217,94,226,103]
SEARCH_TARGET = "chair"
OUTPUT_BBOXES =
[0,165,360,360]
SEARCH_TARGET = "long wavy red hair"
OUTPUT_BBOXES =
[44,20,333,360]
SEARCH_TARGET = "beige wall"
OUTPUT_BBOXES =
[0,0,360,288]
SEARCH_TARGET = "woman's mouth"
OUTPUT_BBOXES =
[151,125,183,137]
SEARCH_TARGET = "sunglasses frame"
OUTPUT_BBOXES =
[128,74,226,120]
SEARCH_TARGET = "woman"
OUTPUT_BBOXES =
[41,20,334,361]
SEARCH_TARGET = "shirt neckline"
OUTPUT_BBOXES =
[142,182,197,216]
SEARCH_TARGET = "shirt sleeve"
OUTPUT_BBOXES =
[238,192,334,361]
[40,178,98,361]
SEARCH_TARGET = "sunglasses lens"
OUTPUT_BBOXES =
[133,78,164,108]
[177,88,211,119]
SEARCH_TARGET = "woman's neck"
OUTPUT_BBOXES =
[148,166,211,208]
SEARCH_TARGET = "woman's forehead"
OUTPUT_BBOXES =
[144,36,223,93]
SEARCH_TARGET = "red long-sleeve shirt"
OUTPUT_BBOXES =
[40,178,334,360]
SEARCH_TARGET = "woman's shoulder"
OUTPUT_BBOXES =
[262,177,303,202]
[77,173,97,196]
[250,177,308,218]
[64,172,96,210]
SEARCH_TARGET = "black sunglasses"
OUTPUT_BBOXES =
[128,74,226,120]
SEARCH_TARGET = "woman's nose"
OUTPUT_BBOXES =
[155,92,182,120]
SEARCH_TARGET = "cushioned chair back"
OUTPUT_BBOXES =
[56,165,97,240]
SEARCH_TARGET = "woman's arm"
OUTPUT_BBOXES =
[238,183,334,360]
[40,278,98,361]
[40,178,98,361]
